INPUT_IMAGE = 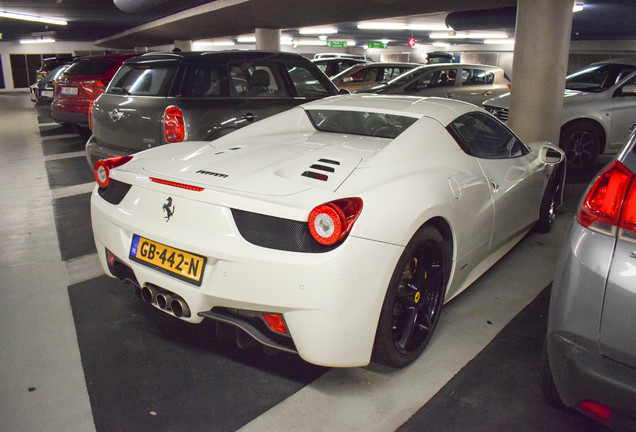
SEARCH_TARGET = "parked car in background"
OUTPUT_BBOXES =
[426,51,455,64]
[36,54,74,80]
[311,57,367,77]
[51,52,142,136]
[357,63,511,106]
[330,62,420,92]
[86,50,339,168]
[484,57,636,171]
[542,128,636,430]
[32,64,71,120]
[313,52,373,61]
[90,94,564,368]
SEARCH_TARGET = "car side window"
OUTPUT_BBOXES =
[180,64,228,97]
[383,67,405,81]
[286,64,332,98]
[616,74,636,97]
[229,63,285,98]
[448,112,529,159]
[461,69,495,86]
[409,68,457,91]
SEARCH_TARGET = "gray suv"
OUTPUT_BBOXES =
[86,50,339,168]
[542,128,636,429]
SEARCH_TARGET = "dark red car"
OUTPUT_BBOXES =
[51,52,142,135]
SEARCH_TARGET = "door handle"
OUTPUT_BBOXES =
[482,91,493,96]
[446,93,456,98]
[240,112,257,122]
[489,179,499,193]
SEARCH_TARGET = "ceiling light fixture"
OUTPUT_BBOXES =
[299,27,337,35]
[429,31,508,39]
[358,22,450,31]
[483,39,515,45]
[573,2,584,12]
[193,40,235,48]
[0,11,67,25]
[20,37,56,44]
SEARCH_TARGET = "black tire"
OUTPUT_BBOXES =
[535,171,562,233]
[372,225,450,368]
[72,124,92,139]
[559,122,601,172]
[541,340,564,407]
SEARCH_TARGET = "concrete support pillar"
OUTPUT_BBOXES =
[255,28,280,51]
[507,0,574,145]
[174,40,192,52]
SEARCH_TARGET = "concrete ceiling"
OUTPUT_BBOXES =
[0,0,634,49]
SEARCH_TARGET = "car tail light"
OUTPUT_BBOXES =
[577,401,613,425]
[576,160,636,236]
[149,177,204,192]
[164,106,185,143]
[308,198,363,246]
[88,100,94,130]
[262,313,288,334]
[94,156,133,188]
[83,79,106,88]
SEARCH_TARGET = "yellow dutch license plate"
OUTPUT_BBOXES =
[129,235,206,286]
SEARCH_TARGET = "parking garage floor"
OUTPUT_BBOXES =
[0,91,609,431]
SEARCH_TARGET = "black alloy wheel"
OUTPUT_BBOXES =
[560,122,600,171]
[373,225,449,368]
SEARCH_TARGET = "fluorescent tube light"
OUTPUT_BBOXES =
[0,11,67,25]
[358,22,449,31]
[299,27,337,35]
[20,38,55,44]
[429,31,509,39]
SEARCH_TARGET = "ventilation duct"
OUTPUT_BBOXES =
[445,7,516,31]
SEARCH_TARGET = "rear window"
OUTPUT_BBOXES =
[306,110,417,139]
[108,64,178,97]
[64,58,116,76]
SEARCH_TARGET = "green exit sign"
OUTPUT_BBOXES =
[368,41,388,49]
[327,41,347,48]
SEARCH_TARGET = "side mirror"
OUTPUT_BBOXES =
[538,145,565,165]
[338,88,351,95]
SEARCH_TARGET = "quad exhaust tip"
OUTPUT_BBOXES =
[139,285,190,318]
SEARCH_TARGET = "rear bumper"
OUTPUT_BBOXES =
[90,185,403,367]
[51,109,88,126]
[85,135,130,168]
[547,332,636,430]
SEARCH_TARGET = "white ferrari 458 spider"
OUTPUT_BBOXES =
[91,94,565,368]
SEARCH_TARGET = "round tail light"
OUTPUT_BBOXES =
[308,198,363,246]
[94,156,133,188]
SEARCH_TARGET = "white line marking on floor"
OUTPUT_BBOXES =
[52,182,95,199]
[64,253,105,286]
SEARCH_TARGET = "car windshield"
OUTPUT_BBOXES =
[565,63,636,92]
[306,109,418,139]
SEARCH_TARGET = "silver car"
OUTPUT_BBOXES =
[330,62,421,93]
[357,63,511,106]
[542,129,636,429]
[484,57,636,171]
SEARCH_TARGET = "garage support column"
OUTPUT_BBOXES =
[507,0,574,145]
[255,28,281,51]
[174,40,192,52]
